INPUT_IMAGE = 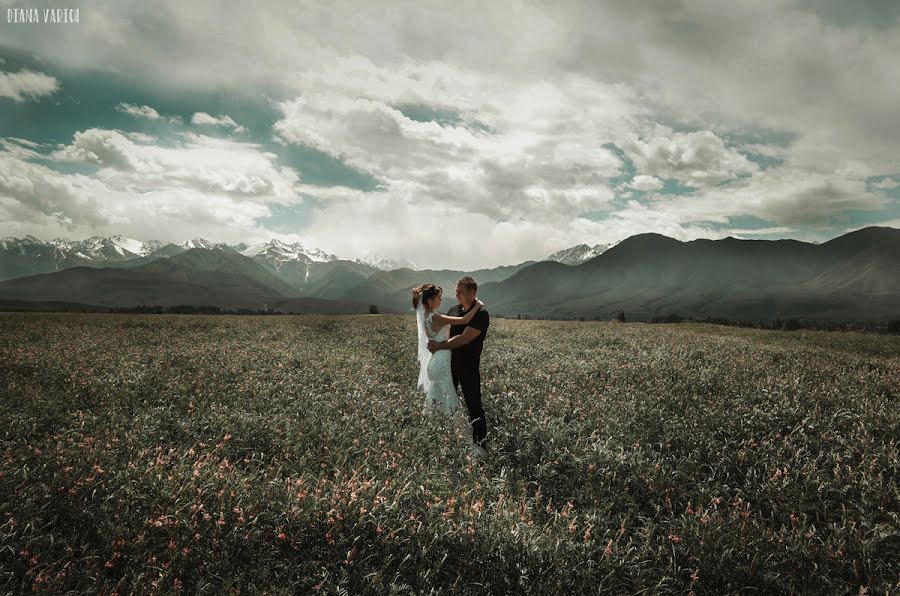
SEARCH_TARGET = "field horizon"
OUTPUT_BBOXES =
[1,313,897,594]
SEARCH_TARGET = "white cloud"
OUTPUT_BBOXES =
[273,72,628,223]
[728,227,797,237]
[0,154,113,227]
[0,131,306,247]
[854,218,900,230]
[872,177,899,190]
[290,184,625,270]
[1,137,45,160]
[738,143,788,161]
[628,175,664,192]
[50,129,143,170]
[116,102,161,119]
[632,167,887,228]
[623,129,759,188]
[0,69,59,102]
[4,1,900,177]
[48,128,299,200]
[191,112,247,133]
[126,132,157,144]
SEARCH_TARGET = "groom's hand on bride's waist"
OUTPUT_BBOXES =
[429,328,481,353]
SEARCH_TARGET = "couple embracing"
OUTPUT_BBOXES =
[412,276,490,461]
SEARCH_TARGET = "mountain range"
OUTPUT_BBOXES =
[0,228,896,321]
[545,243,617,265]
[479,226,899,321]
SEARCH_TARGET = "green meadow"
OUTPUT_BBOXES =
[1,313,897,594]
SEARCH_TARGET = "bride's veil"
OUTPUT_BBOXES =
[415,300,433,394]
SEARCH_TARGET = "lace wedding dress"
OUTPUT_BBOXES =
[421,311,463,416]
[414,304,479,455]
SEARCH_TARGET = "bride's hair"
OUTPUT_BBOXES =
[412,283,442,309]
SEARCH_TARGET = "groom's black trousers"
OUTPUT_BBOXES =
[451,357,488,448]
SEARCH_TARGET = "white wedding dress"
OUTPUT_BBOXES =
[414,301,465,415]
[415,304,478,454]
[421,311,463,416]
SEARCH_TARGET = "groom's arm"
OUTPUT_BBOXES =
[428,326,481,352]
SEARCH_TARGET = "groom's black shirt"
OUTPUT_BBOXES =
[447,303,489,363]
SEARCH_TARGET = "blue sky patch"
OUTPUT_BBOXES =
[393,103,463,126]
[254,197,322,235]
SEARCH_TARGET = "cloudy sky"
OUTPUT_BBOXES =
[1,0,899,269]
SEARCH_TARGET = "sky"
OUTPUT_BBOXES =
[1,0,899,269]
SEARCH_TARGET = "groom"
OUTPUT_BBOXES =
[428,276,490,458]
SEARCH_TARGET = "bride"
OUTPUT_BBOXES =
[412,283,483,418]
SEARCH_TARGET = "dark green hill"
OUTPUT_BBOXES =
[132,248,299,297]
[480,226,900,321]
[299,260,378,299]
[100,243,189,269]
[343,262,537,311]
[0,248,299,309]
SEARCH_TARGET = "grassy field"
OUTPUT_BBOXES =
[0,313,897,594]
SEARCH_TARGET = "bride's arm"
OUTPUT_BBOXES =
[432,299,483,330]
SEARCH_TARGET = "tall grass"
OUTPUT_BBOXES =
[0,314,897,594]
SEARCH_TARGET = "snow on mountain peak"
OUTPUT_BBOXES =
[108,234,148,256]
[355,254,419,271]
[180,238,220,250]
[545,242,618,265]
[2,233,416,271]
[0,234,164,261]
[239,239,338,263]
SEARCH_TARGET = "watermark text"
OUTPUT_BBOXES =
[7,8,80,24]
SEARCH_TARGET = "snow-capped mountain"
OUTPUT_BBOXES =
[2,234,163,260]
[62,235,164,258]
[354,255,419,271]
[0,233,419,283]
[545,242,617,266]
[0,235,43,250]
[0,234,169,281]
[179,238,227,251]
[239,239,339,264]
